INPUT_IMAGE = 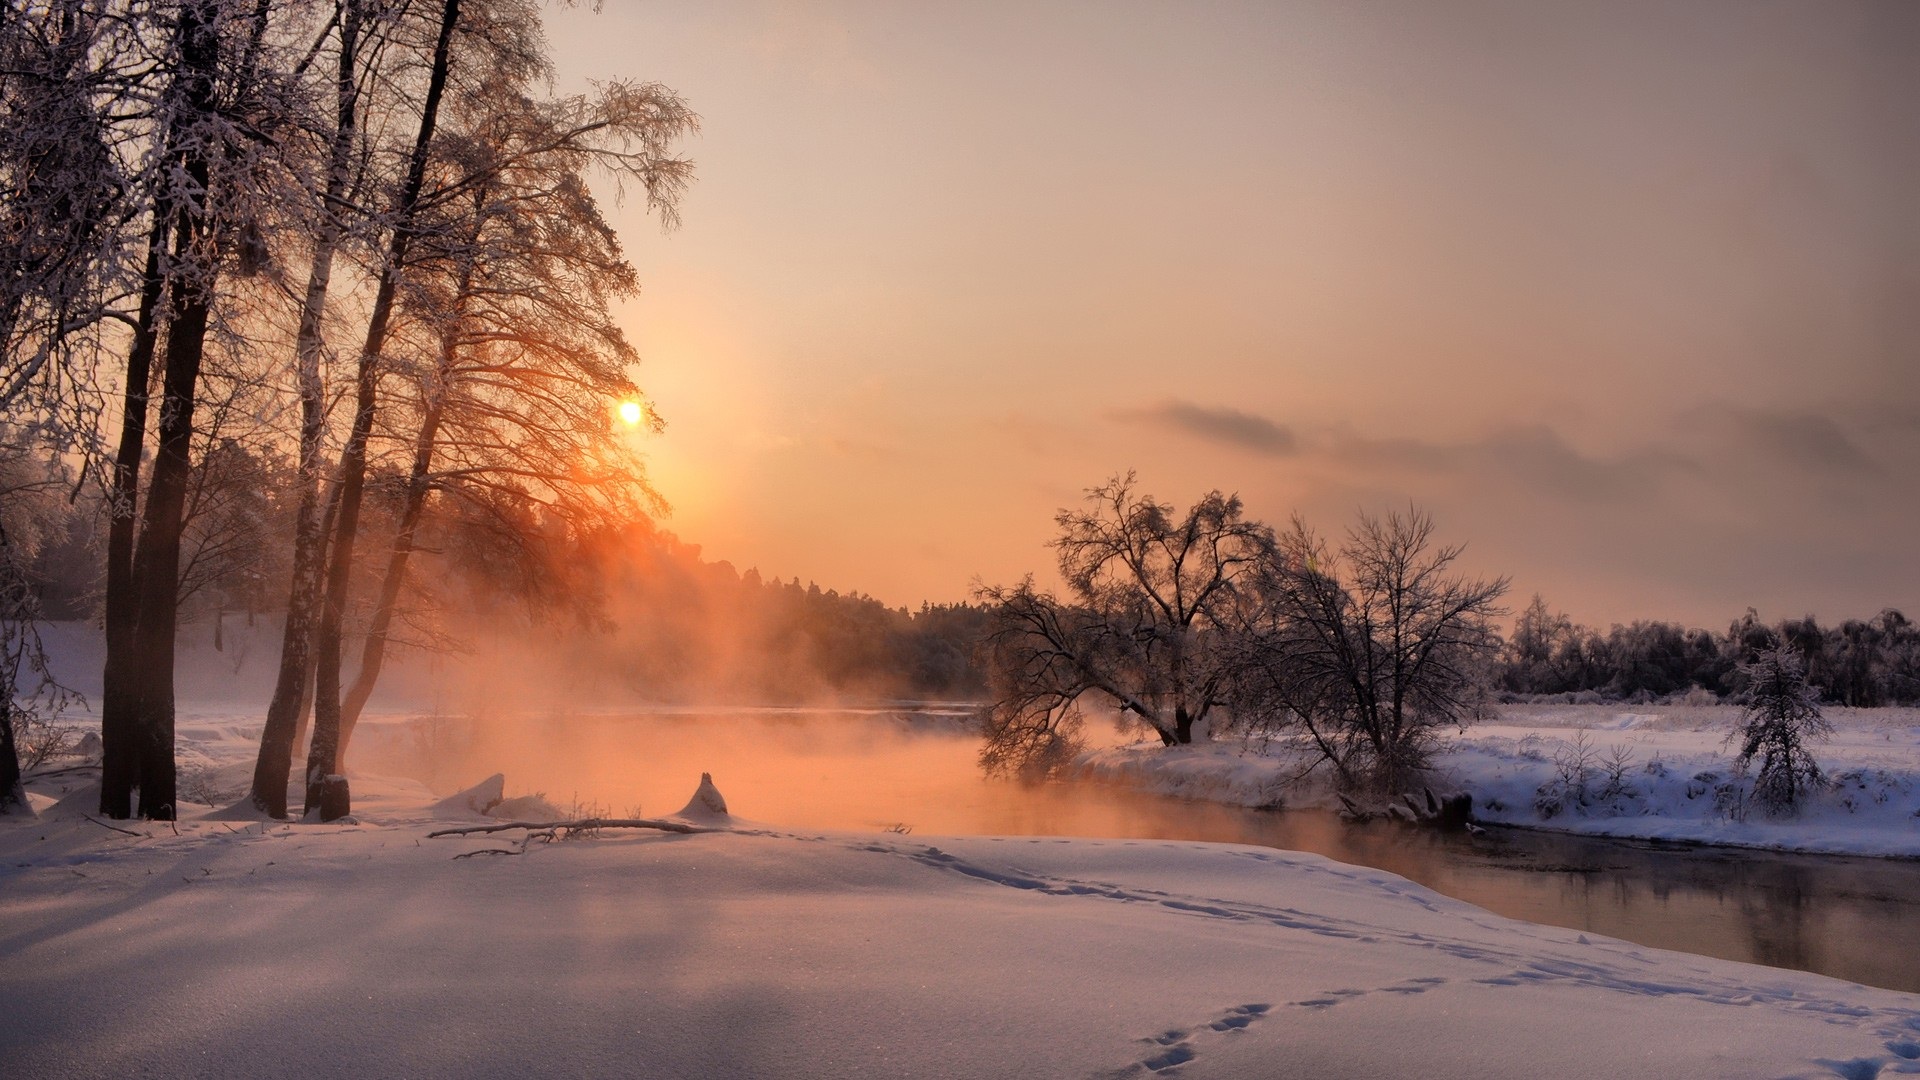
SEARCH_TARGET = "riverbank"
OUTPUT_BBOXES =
[8,753,1920,1080]
[1077,704,1920,858]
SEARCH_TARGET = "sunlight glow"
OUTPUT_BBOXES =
[618,400,644,427]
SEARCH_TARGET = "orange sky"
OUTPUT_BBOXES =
[544,1,1920,627]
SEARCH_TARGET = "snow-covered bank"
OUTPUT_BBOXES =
[6,773,1920,1080]
[1078,705,1920,858]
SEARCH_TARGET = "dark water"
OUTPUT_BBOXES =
[362,707,1920,994]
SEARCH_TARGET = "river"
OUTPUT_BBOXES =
[360,706,1920,994]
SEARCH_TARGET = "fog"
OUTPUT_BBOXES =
[371,519,991,711]
[354,707,1158,833]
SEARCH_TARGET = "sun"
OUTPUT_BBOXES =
[617,400,644,427]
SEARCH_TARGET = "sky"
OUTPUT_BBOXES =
[540,0,1919,628]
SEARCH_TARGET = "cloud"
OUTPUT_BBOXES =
[1111,399,1298,457]
[1328,424,1691,503]
[1724,408,1882,476]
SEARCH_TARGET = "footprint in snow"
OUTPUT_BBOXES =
[1815,1058,1885,1080]
[1139,1045,1194,1073]
[1292,978,1451,1008]
[1207,1003,1272,1031]
[1107,1004,1274,1077]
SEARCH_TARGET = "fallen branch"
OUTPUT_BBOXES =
[26,763,103,780]
[83,814,145,838]
[453,848,522,859]
[427,817,719,839]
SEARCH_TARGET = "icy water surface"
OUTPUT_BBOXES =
[361,706,1920,994]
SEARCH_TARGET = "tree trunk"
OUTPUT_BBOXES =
[291,474,344,764]
[305,0,462,818]
[97,209,168,819]
[127,259,214,821]
[339,187,480,755]
[1173,707,1193,745]
[119,0,223,821]
[251,0,364,818]
[339,394,443,755]
[290,629,317,762]
[1,697,23,815]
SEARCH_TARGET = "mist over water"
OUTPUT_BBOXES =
[361,706,1165,832]
[359,707,1920,994]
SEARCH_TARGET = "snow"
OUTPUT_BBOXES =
[431,772,509,817]
[1079,704,1920,857]
[7,712,1920,1078]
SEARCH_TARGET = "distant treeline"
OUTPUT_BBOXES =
[545,522,994,703]
[1501,597,1920,707]
[572,528,1920,708]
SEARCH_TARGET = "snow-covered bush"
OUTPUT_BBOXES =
[1534,730,1639,818]
[180,763,242,808]
[1553,729,1596,795]
[1598,742,1637,801]
[1515,732,1547,761]
[1534,730,1594,818]
[1727,646,1831,814]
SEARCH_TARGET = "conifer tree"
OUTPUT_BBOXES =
[1730,644,1831,813]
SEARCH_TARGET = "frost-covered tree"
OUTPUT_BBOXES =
[1235,508,1508,793]
[295,0,696,818]
[325,71,694,757]
[1729,644,1830,814]
[976,475,1273,776]
[1503,594,1574,694]
[247,0,383,819]
[0,0,136,422]
[98,0,323,820]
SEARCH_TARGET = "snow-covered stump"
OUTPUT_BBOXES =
[432,773,507,818]
[674,771,730,822]
[314,775,350,822]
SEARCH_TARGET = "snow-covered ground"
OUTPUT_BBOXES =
[1079,705,1920,858]
[6,714,1920,1078]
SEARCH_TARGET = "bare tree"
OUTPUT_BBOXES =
[976,475,1272,776]
[176,436,294,622]
[1237,508,1508,793]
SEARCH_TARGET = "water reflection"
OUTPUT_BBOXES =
[359,709,1920,994]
